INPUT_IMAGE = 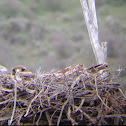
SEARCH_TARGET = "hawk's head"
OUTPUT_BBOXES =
[11,65,27,76]
[11,65,35,82]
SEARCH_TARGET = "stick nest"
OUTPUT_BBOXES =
[0,64,126,125]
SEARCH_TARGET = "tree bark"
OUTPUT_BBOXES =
[80,0,107,64]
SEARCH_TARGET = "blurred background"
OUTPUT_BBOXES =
[0,0,126,88]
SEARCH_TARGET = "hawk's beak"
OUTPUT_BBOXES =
[16,69,21,73]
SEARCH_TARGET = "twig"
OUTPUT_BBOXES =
[74,105,94,123]
[67,106,78,125]
[50,109,59,123]
[118,88,126,98]
[94,75,110,110]
[24,86,45,117]
[45,111,52,125]
[24,75,55,117]
[8,80,17,125]
[36,111,42,125]
[104,114,126,118]
[57,99,68,125]
[74,98,85,112]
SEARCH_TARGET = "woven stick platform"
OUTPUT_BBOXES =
[0,64,126,125]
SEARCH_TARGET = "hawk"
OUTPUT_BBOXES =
[11,65,35,82]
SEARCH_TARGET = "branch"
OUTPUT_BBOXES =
[8,80,17,125]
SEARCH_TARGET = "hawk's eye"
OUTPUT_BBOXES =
[22,68,26,71]
[12,69,16,75]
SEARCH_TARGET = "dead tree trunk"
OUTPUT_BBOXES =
[80,0,107,64]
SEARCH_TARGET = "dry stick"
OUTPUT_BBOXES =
[94,75,110,110]
[80,0,107,64]
[105,114,126,118]
[67,106,77,125]
[0,99,10,105]
[24,86,45,117]
[50,109,58,121]
[24,77,55,117]
[8,80,17,125]
[0,87,13,92]
[36,111,42,125]
[50,109,60,123]
[45,111,52,125]
[57,99,68,125]
[71,74,86,89]
[36,107,53,125]
[118,88,126,98]
[49,92,61,101]
[74,105,94,123]
[75,98,85,112]
[17,111,25,125]
[0,116,12,122]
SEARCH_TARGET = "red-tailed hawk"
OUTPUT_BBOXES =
[11,65,35,82]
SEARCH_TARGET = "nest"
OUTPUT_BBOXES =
[0,64,126,125]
